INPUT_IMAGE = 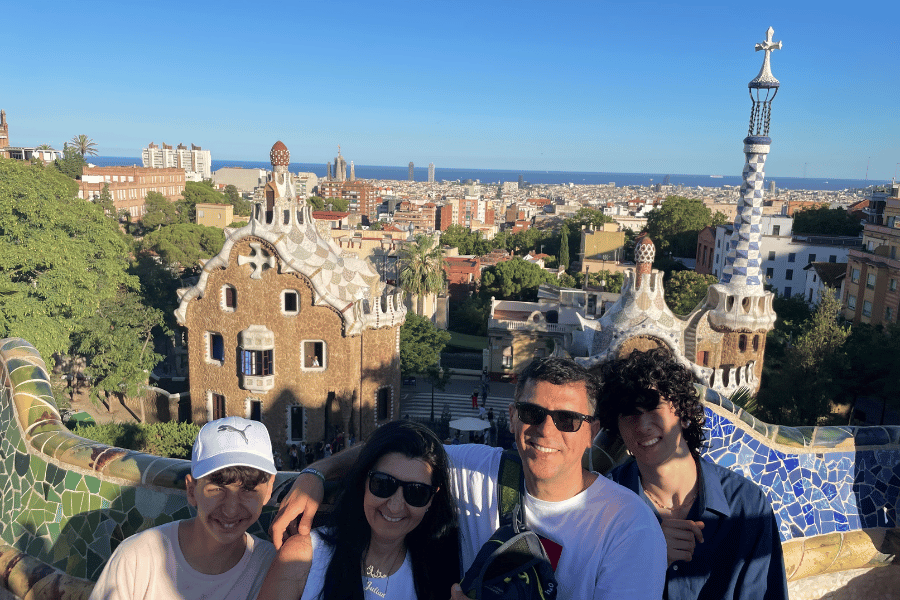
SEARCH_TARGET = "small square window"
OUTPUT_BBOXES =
[851,269,860,283]
[768,251,775,261]
[772,225,781,236]
[808,254,816,263]
[766,267,774,279]
[249,400,262,422]
[862,300,872,317]
[786,269,793,281]
[866,273,876,290]
[788,253,796,263]
[302,341,325,369]
[222,286,236,311]
[829,255,837,263]
[283,290,299,314]
[848,295,857,310]
[211,393,226,420]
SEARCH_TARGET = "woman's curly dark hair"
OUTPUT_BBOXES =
[319,420,458,600]
[593,348,706,456]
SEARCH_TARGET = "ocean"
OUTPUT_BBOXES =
[91,157,890,193]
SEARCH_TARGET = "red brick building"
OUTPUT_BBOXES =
[320,180,379,222]
[444,256,481,301]
[695,226,717,275]
[78,165,185,219]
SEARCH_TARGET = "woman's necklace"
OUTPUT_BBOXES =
[363,547,405,598]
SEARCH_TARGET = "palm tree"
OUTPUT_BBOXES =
[69,134,98,157]
[35,143,53,150]
[399,234,446,316]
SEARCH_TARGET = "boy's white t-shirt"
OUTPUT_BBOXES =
[89,520,276,600]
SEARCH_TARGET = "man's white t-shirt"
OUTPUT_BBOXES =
[89,520,275,600]
[446,444,666,600]
[301,529,416,600]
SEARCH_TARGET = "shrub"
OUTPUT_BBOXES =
[70,421,201,459]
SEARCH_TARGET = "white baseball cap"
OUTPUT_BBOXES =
[191,416,277,479]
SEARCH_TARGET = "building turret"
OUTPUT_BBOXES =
[688,28,781,394]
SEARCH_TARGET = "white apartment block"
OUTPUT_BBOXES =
[294,172,318,198]
[711,216,861,299]
[142,142,212,180]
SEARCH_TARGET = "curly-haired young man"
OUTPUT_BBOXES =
[594,348,788,600]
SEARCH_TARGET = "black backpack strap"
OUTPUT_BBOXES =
[497,449,524,527]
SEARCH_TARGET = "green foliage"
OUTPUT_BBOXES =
[0,158,136,359]
[559,225,570,271]
[369,221,384,231]
[400,312,451,375]
[840,323,900,420]
[307,195,325,210]
[480,258,557,301]
[53,144,86,179]
[223,184,252,216]
[792,206,863,237]
[440,224,494,255]
[448,295,489,336]
[178,180,226,223]
[324,197,350,212]
[129,251,183,331]
[664,271,718,315]
[756,290,850,426]
[71,421,201,459]
[97,183,115,216]
[400,235,446,314]
[141,191,181,230]
[566,207,615,231]
[72,289,166,404]
[140,223,225,269]
[646,196,717,258]
[771,291,813,340]
[69,134,98,157]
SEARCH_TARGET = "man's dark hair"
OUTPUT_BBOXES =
[593,348,705,456]
[206,466,271,491]
[515,357,600,414]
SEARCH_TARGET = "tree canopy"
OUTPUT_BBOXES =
[140,223,225,270]
[69,134,99,157]
[141,191,181,230]
[646,196,727,258]
[178,180,225,222]
[0,158,136,359]
[399,312,451,375]
[323,197,351,212]
[440,224,493,255]
[664,271,718,315]
[223,184,252,216]
[53,144,86,179]
[480,258,557,301]
[792,206,863,237]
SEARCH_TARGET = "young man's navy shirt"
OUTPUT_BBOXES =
[609,458,789,600]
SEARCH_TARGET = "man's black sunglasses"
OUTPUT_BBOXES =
[514,402,595,433]
[367,471,436,507]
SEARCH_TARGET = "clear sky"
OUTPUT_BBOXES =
[4,1,898,180]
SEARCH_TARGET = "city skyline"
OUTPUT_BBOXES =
[4,1,898,180]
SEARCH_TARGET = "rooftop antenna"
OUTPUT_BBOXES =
[865,157,870,181]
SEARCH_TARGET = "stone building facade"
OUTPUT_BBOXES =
[175,142,406,449]
[78,165,185,219]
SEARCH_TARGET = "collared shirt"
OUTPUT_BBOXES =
[609,458,789,600]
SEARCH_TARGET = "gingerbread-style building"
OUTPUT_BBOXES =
[175,141,406,448]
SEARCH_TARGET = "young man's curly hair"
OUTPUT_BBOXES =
[592,348,706,456]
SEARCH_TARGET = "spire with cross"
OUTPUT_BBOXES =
[749,27,782,89]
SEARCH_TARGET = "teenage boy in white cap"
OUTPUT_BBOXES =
[90,417,278,600]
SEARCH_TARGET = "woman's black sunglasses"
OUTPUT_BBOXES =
[367,471,436,507]
[514,402,595,433]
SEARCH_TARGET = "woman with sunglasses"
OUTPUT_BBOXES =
[258,420,458,600]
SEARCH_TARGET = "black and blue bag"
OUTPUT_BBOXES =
[459,451,558,600]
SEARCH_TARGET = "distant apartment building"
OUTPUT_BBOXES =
[579,226,627,274]
[78,165,185,219]
[212,167,268,194]
[142,142,212,180]
[428,162,435,183]
[393,201,436,233]
[501,181,518,194]
[783,199,828,217]
[0,110,8,157]
[803,262,846,306]
[408,162,414,181]
[842,184,900,325]
[695,226,717,275]
[196,203,234,229]
[319,180,379,222]
[710,215,861,299]
[435,197,492,231]
[294,172,318,198]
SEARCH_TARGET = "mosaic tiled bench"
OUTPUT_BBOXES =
[1,337,898,599]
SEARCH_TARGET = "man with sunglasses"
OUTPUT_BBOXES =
[271,357,666,600]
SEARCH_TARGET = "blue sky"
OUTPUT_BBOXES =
[5,1,898,180]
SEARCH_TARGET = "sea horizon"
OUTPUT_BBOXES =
[90,156,893,193]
